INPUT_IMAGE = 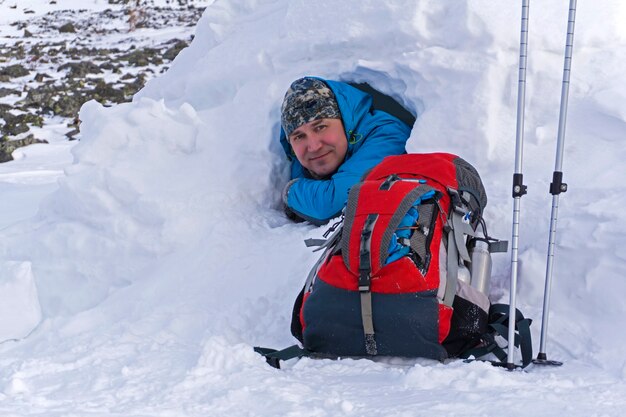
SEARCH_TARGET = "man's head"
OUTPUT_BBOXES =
[281,77,348,179]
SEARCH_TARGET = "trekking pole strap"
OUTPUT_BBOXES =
[460,304,533,369]
[460,333,508,364]
[491,304,534,368]
[254,345,310,369]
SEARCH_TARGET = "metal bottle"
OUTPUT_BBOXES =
[470,240,492,295]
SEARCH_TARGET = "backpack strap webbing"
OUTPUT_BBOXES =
[359,214,378,355]
[443,190,479,306]
[460,304,533,368]
[254,345,310,369]
[408,203,435,272]
[302,221,344,292]
[443,211,471,306]
[444,226,460,307]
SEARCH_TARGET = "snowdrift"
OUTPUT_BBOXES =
[2,0,626,415]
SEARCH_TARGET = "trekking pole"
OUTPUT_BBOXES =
[534,0,577,367]
[506,0,530,370]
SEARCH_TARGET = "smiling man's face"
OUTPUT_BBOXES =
[288,118,348,179]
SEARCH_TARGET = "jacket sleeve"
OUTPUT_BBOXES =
[285,115,410,225]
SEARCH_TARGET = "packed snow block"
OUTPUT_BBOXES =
[0,262,42,341]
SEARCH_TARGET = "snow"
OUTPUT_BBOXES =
[1,0,626,415]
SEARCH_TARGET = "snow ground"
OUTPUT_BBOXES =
[1,0,626,415]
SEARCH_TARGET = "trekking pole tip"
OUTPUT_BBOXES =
[533,352,564,367]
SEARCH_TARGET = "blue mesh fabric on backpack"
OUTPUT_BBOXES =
[385,189,436,264]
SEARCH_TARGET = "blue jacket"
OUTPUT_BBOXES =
[280,78,412,225]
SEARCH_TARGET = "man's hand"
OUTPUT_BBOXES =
[282,179,304,222]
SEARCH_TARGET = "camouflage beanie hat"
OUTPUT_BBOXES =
[281,77,341,137]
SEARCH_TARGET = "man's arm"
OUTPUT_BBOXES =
[284,115,410,224]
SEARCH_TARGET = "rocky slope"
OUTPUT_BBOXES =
[0,2,206,162]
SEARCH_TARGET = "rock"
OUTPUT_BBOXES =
[19,84,60,112]
[58,23,76,33]
[122,74,146,98]
[0,134,48,163]
[121,48,162,67]
[0,88,20,98]
[0,113,44,136]
[4,123,30,136]
[14,45,26,60]
[34,73,51,82]
[53,94,86,118]
[0,64,29,79]
[67,116,80,129]
[99,62,121,71]
[29,45,42,56]
[65,129,80,140]
[94,80,126,103]
[19,84,84,118]
[0,110,17,125]
[58,61,103,78]
[163,39,188,61]
[24,29,33,37]
[96,47,121,57]
[18,113,44,128]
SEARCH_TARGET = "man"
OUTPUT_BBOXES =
[280,76,412,225]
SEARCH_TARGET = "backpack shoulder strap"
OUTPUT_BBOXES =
[348,82,416,128]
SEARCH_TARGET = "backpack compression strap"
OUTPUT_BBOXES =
[359,214,378,355]
[303,219,344,293]
[443,189,480,306]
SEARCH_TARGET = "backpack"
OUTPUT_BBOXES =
[290,152,505,358]
[256,154,533,368]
